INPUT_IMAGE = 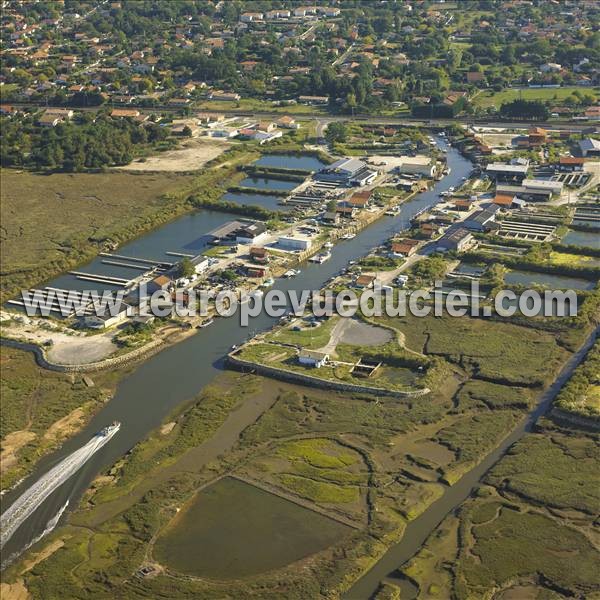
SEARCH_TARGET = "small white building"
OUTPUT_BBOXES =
[299,349,329,368]
[277,235,312,251]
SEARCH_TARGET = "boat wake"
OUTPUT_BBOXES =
[0,423,120,551]
[1,500,70,569]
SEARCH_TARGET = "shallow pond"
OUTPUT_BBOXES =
[254,154,327,172]
[504,270,596,291]
[561,229,599,248]
[222,191,290,212]
[154,477,352,579]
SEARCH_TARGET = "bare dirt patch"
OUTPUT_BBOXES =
[43,407,86,444]
[0,580,30,600]
[1,431,37,474]
[119,138,228,172]
[160,422,176,435]
[20,539,66,573]
[2,319,117,365]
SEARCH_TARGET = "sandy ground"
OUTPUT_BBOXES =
[43,407,86,444]
[1,431,37,475]
[0,580,29,600]
[160,422,176,435]
[2,318,117,365]
[0,538,66,599]
[119,138,228,172]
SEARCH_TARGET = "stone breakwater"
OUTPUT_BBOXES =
[0,335,167,373]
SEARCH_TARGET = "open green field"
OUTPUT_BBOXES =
[0,169,195,301]
[554,340,600,421]
[378,313,568,386]
[472,86,599,110]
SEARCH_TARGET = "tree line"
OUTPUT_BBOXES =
[1,114,169,171]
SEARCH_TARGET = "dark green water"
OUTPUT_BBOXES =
[154,477,351,579]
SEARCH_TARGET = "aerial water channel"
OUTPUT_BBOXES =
[1,138,475,569]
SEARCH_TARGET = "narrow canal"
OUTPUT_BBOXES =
[1,138,474,566]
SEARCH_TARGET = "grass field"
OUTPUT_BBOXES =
[0,169,196,301]
[379,313,567,386]
[472,86,598,110]
[554,341,600,420]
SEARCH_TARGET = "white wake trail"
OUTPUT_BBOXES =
[0,425,119,550]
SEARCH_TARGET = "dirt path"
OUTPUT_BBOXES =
[118,138,228,172]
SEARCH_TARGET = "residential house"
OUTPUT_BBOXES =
[454,199,474,211]
[256,121,277,133]
[354,274,377,289]
[528,126,548,146]
[420,221,443,238]
[348,190,372,209]
[148,275,173,294]
[240,12,264,22]
[37,108,73,127]
[558,157,585,171]
[298,349,329,368]
[277,115,300,129]
[391,239,419,257]
[111,108,141,118]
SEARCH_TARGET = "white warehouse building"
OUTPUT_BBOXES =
[397,155,436,177]
[277,235,312,251]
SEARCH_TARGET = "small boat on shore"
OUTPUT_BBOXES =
[309,251,331,264]
[283,269,299,278]
[197,318,214,329]
[342,233,356,240]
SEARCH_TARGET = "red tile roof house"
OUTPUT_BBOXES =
[391,239,419,257]
[454,198,474,211]
[528,126,548,146]
[558,157,585,171]
[493,194,516,208]
[354,274,377,289]
[347,190,372,209]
